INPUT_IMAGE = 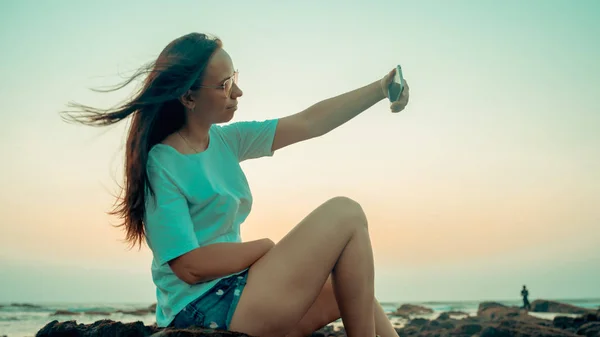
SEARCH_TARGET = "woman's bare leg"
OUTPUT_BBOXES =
[373,300,398,337]
[286,277,398,337]
[228,197,376,337]
[332,216,375,336]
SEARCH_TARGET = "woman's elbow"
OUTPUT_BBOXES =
[168,257,200,285]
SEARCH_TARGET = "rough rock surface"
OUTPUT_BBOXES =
[391,304,435,318]
[530,300,597,315]
[35,301,600,337]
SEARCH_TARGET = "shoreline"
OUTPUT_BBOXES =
[32,300,600,337]
[2,299,599,337]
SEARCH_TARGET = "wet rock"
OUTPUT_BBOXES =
[576,322,600,337]
[406,317,430,327]
[397,326,420,336]
[531,300,596,315]
[35,308,600,337]
[553,313,599,330]
[36,320,160,337]
[445,311,469,317]
[452,323,483,335]
[50,310,82,316]
[10,302,43,309]
[392,304,434,317]
[36,319,253,337]
[151,328,253,337]
[553,316,576,329]
[429,318,456,330]
[477,302,523,321]
[49,309,112,316]
[117,308,154,316]
[480,319,578,337]
[478,302,508,312]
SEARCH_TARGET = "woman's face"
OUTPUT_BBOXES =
[188,48,243,124]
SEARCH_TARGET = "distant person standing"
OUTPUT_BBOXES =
[521,285,531,310]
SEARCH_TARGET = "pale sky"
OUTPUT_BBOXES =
[1,0,599,304]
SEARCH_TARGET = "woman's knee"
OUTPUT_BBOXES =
[323,196,368,229]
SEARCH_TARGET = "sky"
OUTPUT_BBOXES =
[0,0,599,304]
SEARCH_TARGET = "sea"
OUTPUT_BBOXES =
[1,299,599,337]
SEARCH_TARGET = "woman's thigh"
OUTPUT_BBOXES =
[228,197,367,336]
[287,276,341,336]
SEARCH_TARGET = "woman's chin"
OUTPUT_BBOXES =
[221,108,236,122]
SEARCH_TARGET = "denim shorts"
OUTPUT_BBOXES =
[170,269,248,330]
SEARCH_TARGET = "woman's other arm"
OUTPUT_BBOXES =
[169,238,274,284]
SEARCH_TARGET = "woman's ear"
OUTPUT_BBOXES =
[179,90,195,111]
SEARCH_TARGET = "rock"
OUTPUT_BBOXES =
[117,308,154,316]
[406,317,430,327]
[553,313,599,331]
[431,315,458,329]
[10,302,43,309]
[531,300,596,315]
[36,319,253,337]
[512,314,554,327]
[36,320,159,337]
[480,319,579,337]
[576,322,600,337]
[479,325,512,337]
[477,302,523,322]
[398,326,420,336]
[435,321,455,330]
[451,323,483,335]
[461,316,482,323]
[151,329,252,337]
[478,302,509,313]
[445,310,469,317]
[49,309,112,316]
[35,308,600,337]
[392,304,434,317]
[50,310,82,316]
[553,316,576,329]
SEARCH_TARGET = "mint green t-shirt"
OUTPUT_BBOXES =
[143,118,279,327]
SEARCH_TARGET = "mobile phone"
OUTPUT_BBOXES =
[387,65,404,102]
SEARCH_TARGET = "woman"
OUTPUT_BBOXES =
[63,32,410,337]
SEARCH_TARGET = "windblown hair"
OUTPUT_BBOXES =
[62,32,223,249]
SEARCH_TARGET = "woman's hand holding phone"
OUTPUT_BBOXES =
[380,65,410,113]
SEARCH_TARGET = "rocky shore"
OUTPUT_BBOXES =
[33,300,600,337]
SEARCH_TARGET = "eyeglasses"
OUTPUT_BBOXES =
[199,70,239,97]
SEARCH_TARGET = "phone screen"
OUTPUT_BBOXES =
[388,66,404,102]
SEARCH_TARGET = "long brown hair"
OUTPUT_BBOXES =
[62,32,223,249]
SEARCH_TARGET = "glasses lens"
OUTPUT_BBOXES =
[225,72,238,96]
[224,78,233,96]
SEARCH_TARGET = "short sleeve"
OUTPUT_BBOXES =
[144,156,199,266]
[220,119,279,162]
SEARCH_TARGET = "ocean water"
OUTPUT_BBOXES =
[0,303,156,337]
[1,299,599,337]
